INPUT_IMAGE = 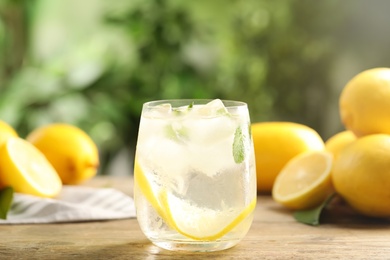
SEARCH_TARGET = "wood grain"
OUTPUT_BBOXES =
[1,176,390,259]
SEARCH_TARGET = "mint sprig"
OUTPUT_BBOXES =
[172,102,194,115]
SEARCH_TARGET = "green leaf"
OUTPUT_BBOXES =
[233,126,246,164]
[172,102,194,116]
[0,186,14,220]
[293,193,336,226]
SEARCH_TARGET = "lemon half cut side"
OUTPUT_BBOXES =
[0,137,62,198]
[272,150,334,210]
[134,159,256,241]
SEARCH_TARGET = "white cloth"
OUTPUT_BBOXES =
[0,186,136,224]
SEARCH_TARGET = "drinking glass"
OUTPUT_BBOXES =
[133,99,256,252]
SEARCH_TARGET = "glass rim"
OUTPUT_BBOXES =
[143,99,247,108]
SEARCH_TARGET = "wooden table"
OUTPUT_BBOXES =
[1,176,390,259]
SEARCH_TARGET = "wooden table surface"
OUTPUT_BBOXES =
[1,176,390,260]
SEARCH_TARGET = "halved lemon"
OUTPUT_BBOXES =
[0,120,18,148]
[134,159,256,240]
[272,150,333,210]
[0,137,62,197]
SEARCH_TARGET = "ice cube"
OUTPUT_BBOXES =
[188,137,235,177]
[183,165,246,209]
[138,134,190,193]
[183,113,237,146]
[146,103,172,118]
[196,99,228,117]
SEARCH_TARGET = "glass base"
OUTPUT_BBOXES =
[151,238,241,252]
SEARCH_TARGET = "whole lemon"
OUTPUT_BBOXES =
[0,120,18,147]
[340,67,390,137]
[26,123,99,185]
[325,130,356,159]
[332,134,390,218]
[251,122,324,193]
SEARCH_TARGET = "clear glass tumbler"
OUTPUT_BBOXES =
[133,99,257,252]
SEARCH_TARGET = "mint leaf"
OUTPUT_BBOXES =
[172,102,194,115]
[165,124,188,143]
[293,193,336,226]
[0,187,14,220]
[233,126,246,164]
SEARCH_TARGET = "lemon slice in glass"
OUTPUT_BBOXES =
[272,150,333,210]
[160,191,256,241]
[133,159,166,219]
[134,159,256,240]
[0,137,62,198]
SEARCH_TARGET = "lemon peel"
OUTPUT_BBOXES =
[332,134,390,217]
[0,120,18,148]
[26,123,99,185]
[251,122,324,193]
[339,67,390,136]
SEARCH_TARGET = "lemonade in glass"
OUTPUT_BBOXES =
[133,99,256,252]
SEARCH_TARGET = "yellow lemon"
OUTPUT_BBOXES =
[272,150,334,210]
[332,134,390,218]
[251,122,324,193]
[26,123,99,185]
[0,120,18,147]
[134,159,256,241]
[325,130,356,159]
[340,67,390,137]
[0,137,62,197]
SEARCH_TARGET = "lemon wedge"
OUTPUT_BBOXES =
[0,137,62,197]
[272,150,333,210]
[134,159,256,240]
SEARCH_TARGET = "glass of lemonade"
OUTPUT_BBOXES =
[133,99,257,252]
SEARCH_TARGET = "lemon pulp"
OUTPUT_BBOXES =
[0,137,62,197]
[272,150,333,210]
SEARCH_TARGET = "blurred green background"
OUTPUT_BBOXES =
[1,0,390,175]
